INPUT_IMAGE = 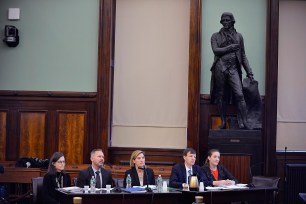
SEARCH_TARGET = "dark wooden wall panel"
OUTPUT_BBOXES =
[19,111,46,158]
[220,155,251,184]
[0,111,7,160]
[0,91,96,162]
[58,112,86,164]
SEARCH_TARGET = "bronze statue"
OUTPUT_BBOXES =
[210,12,254,130]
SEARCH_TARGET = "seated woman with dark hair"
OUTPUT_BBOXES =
[43,152,71,204]
[123,150,155,187]
[202,149,238,186]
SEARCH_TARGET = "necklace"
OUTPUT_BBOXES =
[55,173,63,188]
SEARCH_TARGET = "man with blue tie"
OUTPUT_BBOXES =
[169,148,209,189]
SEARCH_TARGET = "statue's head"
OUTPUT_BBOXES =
[220,12,235,28]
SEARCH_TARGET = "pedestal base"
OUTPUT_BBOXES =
[208,129,262,176]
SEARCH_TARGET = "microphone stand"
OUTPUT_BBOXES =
[138,166,152,192]
[196,173,204,190]
[284,146,287,204]
[106,164,121,193]
[112,178,122,193]
[0,164,4,174]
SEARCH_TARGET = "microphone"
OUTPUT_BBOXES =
[284,146,287,167]
[0,164,4,174]
[194,172,204,186]
[105,163,113,169]
[138,166,152,192]
[138,166,145,170]
[284,147,288,203]
[196,172,202,182]
[249,162,264,180]
[112,179,122,193]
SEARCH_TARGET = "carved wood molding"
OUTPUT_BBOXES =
[0,90,97,98]
[108,147,184,166]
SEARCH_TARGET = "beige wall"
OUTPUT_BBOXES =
[112,0,190,148]
[111,127,186,148]
[277,1,306,151]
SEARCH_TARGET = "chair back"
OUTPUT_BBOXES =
[32,177,44,204]
[252,176,280,188]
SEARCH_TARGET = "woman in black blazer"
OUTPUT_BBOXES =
[43,152,71,204]
[202,149,238,187]
[123,150,155,188]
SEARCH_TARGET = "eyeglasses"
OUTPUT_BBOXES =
[56,160,66,164]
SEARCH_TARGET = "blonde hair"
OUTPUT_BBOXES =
[129,150,144,168]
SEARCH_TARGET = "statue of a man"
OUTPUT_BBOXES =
[210,12,254,129]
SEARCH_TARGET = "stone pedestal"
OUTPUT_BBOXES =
[208,129,262,176]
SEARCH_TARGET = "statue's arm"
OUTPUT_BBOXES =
[239,34,254,79]
[211,34,239,57]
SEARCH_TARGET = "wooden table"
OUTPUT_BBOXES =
[56,186,278,204]
[182,187,278,204]
[56,189,181,204]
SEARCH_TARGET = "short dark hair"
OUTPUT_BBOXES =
[90,149,103,158]
[183,148,196,156]
[47,152,65,175]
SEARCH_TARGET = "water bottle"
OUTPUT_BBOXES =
[156,175,163,192]
[90,176,96,192]
[126,174,132,188]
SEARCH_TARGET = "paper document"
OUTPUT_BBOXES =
[122,187,147,193]
[59,186,83,192]
[206,185,248,190]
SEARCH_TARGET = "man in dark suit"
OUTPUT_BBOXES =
[76,149,113,188]
[210,12,254,130]
[169,148,209,189]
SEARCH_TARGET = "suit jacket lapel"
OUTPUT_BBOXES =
[101,168,106,187]
[88,167,94,179]
[181,164,187,183]
[192,166,196,175]
[132,167,141,186]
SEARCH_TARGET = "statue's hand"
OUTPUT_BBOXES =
[230,44,240,52]
[247,73,254,81]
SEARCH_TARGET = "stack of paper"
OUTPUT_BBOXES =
[206,184,248,190]
[59,186,83,193]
